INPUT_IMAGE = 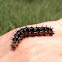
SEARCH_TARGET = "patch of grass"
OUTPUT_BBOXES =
[0,0,62,35]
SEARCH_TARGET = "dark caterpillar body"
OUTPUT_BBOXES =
[11,26,54,49]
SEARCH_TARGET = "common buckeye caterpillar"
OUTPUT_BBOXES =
[11,26,54,49]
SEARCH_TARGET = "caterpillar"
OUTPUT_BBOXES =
[11,26,54,49]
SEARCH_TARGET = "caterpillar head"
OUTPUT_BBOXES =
[11,43,18,48]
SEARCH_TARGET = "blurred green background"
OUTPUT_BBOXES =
[0,0,62,36]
